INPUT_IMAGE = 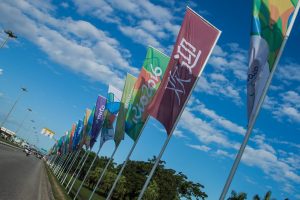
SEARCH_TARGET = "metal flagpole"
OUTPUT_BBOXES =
[61,149,82,184]
[49,155,56,165]
[58,153,72,178]
[58,152,74,179]
[53,155,63,173]
[59,151,79,181]
[219,2,300,199]
[66,151,90,189]
[55,154,66,175]
[55,154,67,175]
[51,155,59,170]
[137,133,173,200]
[68,151,94,195]
[47,155,55,165]
[106,119,149,200]
[73,145,102,199]
[137,22,221,199]
[52,154,61,170]
[88,145,119,200]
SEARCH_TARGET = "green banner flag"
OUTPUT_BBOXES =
[125,47,170,140]
[114,73,137,145]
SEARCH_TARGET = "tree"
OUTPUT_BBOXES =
[227,190,247,200]
[253,191,274,200]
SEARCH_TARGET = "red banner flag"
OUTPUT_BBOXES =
[147,8,221,134]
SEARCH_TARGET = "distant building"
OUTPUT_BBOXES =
[0,127,16,140]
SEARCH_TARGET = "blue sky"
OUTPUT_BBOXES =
[0,0,300,199]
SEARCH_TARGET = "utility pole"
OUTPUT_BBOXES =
[1,30,17,49]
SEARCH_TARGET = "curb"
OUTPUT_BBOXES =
[0,141,23,151]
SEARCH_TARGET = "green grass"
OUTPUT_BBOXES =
[45,166,105,200]
[68,177,105,200]
[45,163,72,200]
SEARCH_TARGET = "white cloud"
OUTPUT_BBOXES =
[274,106,300,123]
[119,25,162,48]
[0,0,138,89]
[60,2,69,8]
[195,74,242,105]
[179,107,238,149]
[182,98,300,194]
[173,129,188,139]
[242,145,300,184]
[277,62,300,82]
[281,91,300,109]
[0,68,3,75]
[215,149,234,159]
[73,0,180,51]
[193,102,246,136]
[188,144,211,152]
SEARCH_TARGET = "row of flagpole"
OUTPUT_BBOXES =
[45,1,300,199]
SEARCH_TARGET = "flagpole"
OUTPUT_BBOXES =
[67,150,93,194]
[219,3,300,200]
[138,21,221,199]
[53,154,62,171]
[54,154,65,175]
[55,154,66,174]
[88,145,119,200]
[58,152,74,179]
[49,154,58,168]
[51,154,60,170]
[61,149,81,183]
[66,151,90,190]
[106,118,149,200]
[58,153,73,178]
[72,145,102,199]
[62,149,83,185]
[56,153,68,176]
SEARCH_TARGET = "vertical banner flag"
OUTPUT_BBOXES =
[147,8,221,134]
[100,85,122,147]
[126,47,170,140]
[69,123,76,152]
[72,120,83,151]
[247,0,298,122]
[114,74,137,146]
[85,106,95,149]
[80,108,92,148]
[64,131,70,154]
[90,96,107,149]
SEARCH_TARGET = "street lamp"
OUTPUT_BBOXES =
[0,87,28,128]
[15,108,32,135]
[0,30,17,49]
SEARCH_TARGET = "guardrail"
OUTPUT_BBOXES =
[0,140,23,151]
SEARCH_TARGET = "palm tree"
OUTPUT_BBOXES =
[228,190,247,200]
[253,191,273,200]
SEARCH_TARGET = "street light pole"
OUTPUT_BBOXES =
[0,30,17,49]
[0,87,28,128]
[15,108,32,135]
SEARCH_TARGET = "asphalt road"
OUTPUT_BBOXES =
[0,143,54,200]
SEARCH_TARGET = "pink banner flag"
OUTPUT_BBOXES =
[147,7,221,134]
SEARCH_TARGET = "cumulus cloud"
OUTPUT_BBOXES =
[0,0,139,89]
[0,68,3,75]
[73,0,180,51]
[277,62,300,82]
[188,144,211,152]
[181,99,300,194]
[193,102,246,136]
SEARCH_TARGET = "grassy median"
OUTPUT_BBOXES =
[45,164,105,200]
[45,163,72,200]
